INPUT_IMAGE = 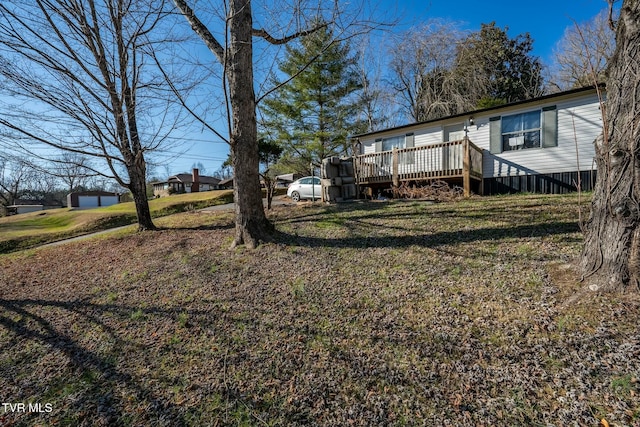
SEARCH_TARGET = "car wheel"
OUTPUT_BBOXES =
[291,191,301,202]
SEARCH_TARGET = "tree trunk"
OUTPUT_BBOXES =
[267,181,275,210]
[262,175,275,210]
[581,0,640,291]
[127,158,156,231]
[227,0,273,248]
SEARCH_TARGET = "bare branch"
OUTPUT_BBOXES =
[608,0,617,31]
[252,22,327,45]
[171,0,226,63]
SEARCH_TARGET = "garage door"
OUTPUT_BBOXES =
[78,196,99,208]
[100,196,119,207]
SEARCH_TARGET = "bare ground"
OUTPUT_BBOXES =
[0,194,638,426]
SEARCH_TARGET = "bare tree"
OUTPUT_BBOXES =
[256,138,283,211]
[53,153,94,193]
[190,162,208,175]
[171,0,378,247]
[355,36,398,131]
[0,0,183,230]
[581,0,640,291]
[211,163,233,180]
[175,0,274,247]
[390,20,468,123]
[29,166,60,198]
[550,8,616,90]
[0,155,34,207]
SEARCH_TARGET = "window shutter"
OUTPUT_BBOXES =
[489,116,502,154]
[542,106,558,148]
[405,133,415,148]
[375,138,382,152]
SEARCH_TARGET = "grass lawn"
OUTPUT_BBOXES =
[0,193,639,426]
[0,190,234,253]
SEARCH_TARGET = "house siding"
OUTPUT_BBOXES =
[356,87,603,194]
[482,93,602,178]
[414,128,443,147]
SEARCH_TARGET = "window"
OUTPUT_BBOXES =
[298,177,320,185]
[374,134,416,166]
[382,136,405,151]
[490,106,557,154]
[501,111,541,151]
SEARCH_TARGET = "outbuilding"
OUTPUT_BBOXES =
[5,204,44,215]
[67,191,120,208]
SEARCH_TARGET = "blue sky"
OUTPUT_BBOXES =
[390,0,611,63]
[166,0,612,177]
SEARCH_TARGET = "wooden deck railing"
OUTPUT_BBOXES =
[354,138,483,196]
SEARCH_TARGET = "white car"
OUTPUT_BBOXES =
[287,176,321,202]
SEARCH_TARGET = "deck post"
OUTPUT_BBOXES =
[463,137,471,197]
[392,148,399,188]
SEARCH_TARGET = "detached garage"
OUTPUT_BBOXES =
[67,191,120,209]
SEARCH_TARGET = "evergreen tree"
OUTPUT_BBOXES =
[454,22,544,108]
[260,25,363,173]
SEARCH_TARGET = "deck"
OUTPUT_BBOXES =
[354,138,484,197]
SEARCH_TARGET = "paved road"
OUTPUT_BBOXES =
[39,224,135,248]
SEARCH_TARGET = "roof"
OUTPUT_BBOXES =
[275,173,299,182]
[12,199,45,205]
[218,177,234,186]
[166,174,221,185]
[67,191,118,197]
[351,84,605,139]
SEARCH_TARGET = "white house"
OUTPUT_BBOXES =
[351,85,604,195]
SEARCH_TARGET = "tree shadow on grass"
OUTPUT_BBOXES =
[0,298,263,426]
[0,298,187,425]
[275,220,580,250]
[158,222,235,231]
[276,198,581,231]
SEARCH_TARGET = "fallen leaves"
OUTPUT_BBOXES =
[0,195,639,426]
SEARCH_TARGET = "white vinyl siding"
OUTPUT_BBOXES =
[414,127,442,147]
[482,94,601,177]
[356,89,602,180]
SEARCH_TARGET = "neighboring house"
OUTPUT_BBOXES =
[67,191,120,208]
[352,85,604,196]
[218,177,234,190]
[4,198,64,215]
[5,201,44,215]
[5,204,43,215]
[152,169,221,197]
